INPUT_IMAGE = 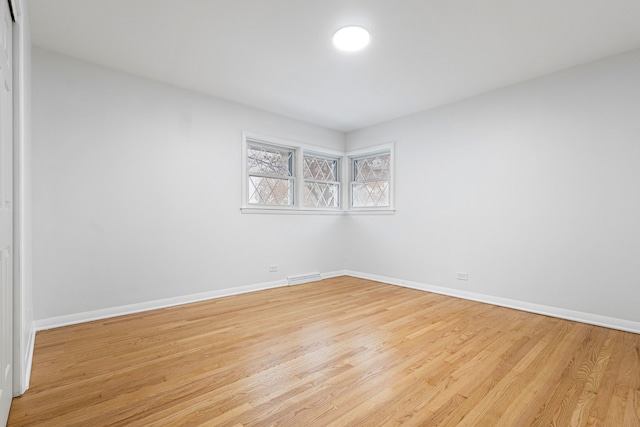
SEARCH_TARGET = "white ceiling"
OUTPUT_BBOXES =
[28,0,640,132]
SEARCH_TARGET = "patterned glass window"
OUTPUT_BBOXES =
[303,155,339,208]
[351,153,391,207]
[247,144,294,206]
[243,133,392,213]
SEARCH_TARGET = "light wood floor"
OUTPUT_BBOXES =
[8,277,640,426]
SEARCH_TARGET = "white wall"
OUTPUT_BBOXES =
[32,48,346,320]
[32,45,640,328]
[346,48,640,323]
[12,0,33,395]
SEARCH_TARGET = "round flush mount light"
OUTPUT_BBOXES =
[332,26,370,51]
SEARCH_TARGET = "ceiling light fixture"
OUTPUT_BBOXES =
[332,26,370,51]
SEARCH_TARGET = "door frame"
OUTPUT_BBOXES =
[9,0,32,397]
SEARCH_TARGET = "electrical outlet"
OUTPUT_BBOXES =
[456,272,468,281]
[269,265,278,272]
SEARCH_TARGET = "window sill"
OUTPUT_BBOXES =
[345,209,396,215]
[240,207,344,215]
[240,207,395,215]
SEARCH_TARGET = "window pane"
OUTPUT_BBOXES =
[248,176,293,205]
[304,182,339,208]
[303,156,337,182]
[354,154,390,182]
[247,146,292,177]
[352,181,389,207]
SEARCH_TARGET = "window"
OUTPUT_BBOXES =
[349,146,393,210]
[247,144,294,206]
[303,154,340,208]
[242,132,344,213]
[351,153,391,207]
[242,132,393,214]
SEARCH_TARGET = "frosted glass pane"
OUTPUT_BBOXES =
[351,181,389,207]
[247,146,293,177]
[304,182,339,208]
[248,176,294,205]
[303,156,338,181]
[354,154,390,182]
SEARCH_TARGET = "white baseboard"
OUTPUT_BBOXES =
[33,278,291,331]
[13,326,35,397]
[22,327,35,394]
[33,271,348,331]
[322,270,347,279]
[33,268,636,335]
[345,270,640,334]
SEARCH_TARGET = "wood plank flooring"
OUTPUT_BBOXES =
[8,277,640,426]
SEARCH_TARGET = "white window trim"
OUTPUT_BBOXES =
[245,140,296,208]
[241,131,345,214]
[345,142,395,213]
[302,150,342,211]
[241,132,394,214]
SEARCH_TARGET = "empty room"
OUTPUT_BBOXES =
[2,0,640,426]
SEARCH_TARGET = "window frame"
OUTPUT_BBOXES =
[246,141,296,208]
[302,151,342,210]
[241,132,345,214]
[346,143,395,213]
